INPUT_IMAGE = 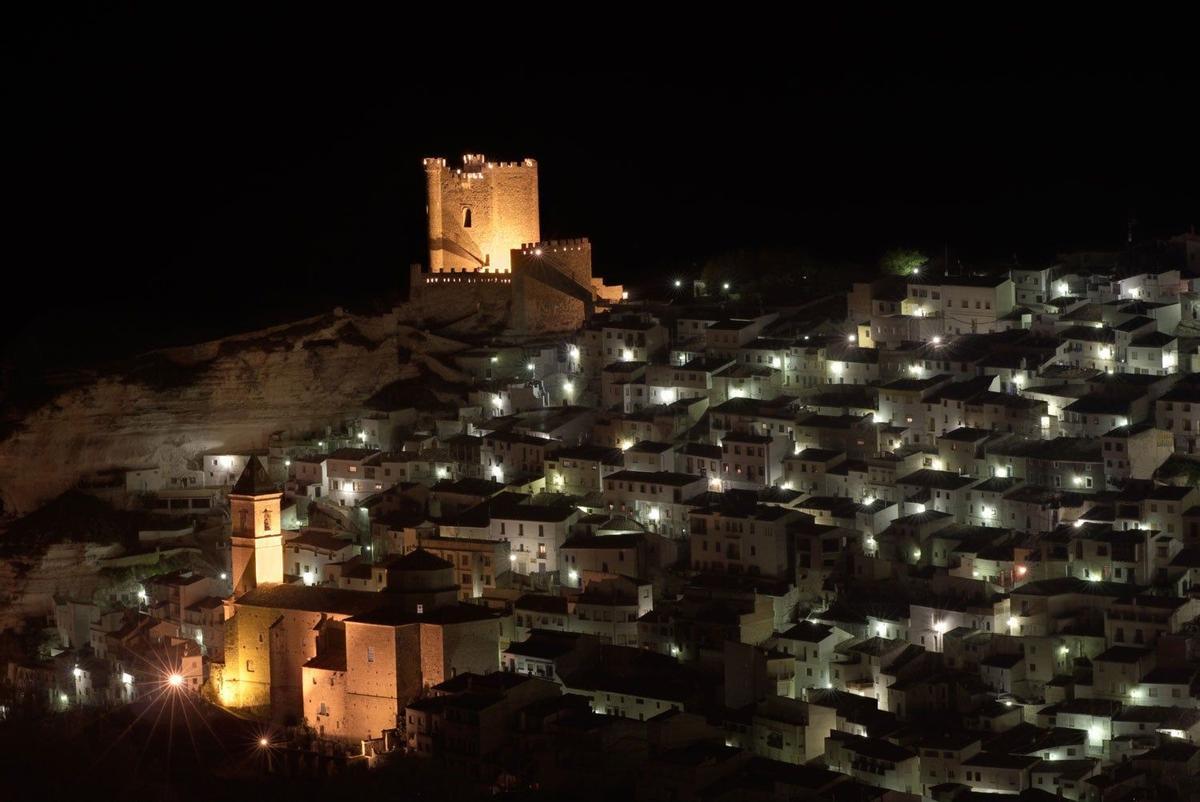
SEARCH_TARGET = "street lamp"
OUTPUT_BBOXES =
[168,673,184,688]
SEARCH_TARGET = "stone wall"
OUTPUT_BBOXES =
[419,617,501,688]
[225,605,324,720]
[302,665,349,740]
[511,269,588,334]
[512,239,593,287]
[344,621,422,741]
[424,155,539,273]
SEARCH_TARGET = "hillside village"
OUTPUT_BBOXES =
[3,154,1200,801]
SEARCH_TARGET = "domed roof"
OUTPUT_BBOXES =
[390,547,454,572]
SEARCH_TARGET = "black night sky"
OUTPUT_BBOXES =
[6,12,1198,372]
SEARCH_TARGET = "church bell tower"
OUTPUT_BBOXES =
[228,457,284,595]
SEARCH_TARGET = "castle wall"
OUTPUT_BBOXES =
[424,155,539,273]
[405,268,514,329]
[512,269,587,333]
[511,238,593,287]
[414,157,611,334]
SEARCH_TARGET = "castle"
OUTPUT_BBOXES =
[411,154,622,333]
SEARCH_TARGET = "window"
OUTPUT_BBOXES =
[462,207,472,228]
[367,646,375,663]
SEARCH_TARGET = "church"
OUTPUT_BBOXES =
[220,458,505,740]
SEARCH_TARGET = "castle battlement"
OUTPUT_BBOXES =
[422,273,512,285]
[520,238,591,254]
[423,155,536,176]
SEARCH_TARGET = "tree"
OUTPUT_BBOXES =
[879,248,928,276]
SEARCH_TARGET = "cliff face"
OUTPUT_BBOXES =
[0,310,413,515]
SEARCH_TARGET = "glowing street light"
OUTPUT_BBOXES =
[931,336,942,345]
[168,673,184,688]
[259,737,270,748]
[847,334,857,343]
[673,279,682,288]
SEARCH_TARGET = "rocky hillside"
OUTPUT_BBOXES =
[0,309,424,516]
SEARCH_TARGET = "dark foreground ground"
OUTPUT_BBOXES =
[0,695,501,801]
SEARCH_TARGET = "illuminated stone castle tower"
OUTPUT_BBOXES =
[423,154,539,273]
[228,458,283,595]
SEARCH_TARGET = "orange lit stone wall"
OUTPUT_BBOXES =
[424,155,539,273]
[343,621,422,741]
[223,605,325,721]
[302,665,348,739]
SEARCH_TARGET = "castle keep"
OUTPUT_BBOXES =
[424,154,539,273]
[412,154,622,333]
